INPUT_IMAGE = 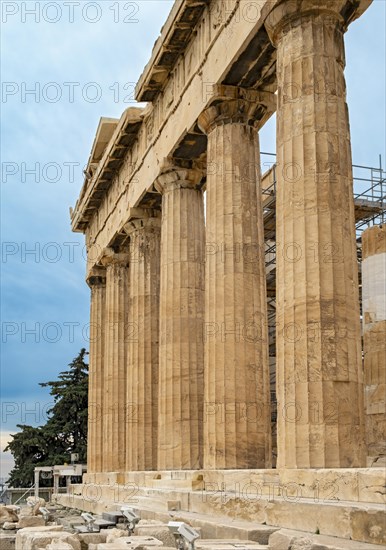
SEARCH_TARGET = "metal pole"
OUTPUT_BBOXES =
[53,474,59,497]
[34,470,40,499]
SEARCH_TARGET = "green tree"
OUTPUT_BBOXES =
[5,349,89,487]
[2,425,52,488]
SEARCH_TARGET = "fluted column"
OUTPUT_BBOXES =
[155,162,205,470]
[86,268,106,473]
[362,225,386,465]
[124,214,161,471]
[265,1,366,467]
[101,249,129,472]
[198,86,273,469]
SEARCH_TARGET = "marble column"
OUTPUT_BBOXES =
[101,249,129,472]
[362,225,386,465]
[265,1,366,467]
[155,162,205,470]
[124,213,161,471]
[86,268,106,473]
[198,87,272,469]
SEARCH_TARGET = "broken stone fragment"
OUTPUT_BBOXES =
[105,529,126,543]
[17,516,46,529]
[2,521,18,530]
[0,506,19,526]
[44,540,74,550]
[15,526,83,550]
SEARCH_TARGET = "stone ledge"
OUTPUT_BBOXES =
[0,533,16,550]
[55,488,386,546]
[268,528,383,550]
[83,468,386,505]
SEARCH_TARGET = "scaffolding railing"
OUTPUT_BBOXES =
[353,158,385,235]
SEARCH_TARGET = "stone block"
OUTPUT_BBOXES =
[6,506,20,513]
[0,506,19,525]
[268,530,312,550]
[268,528,384,550]
[78,532,108,550]
[167,501,180,511]
[94,537,163,549]
[216,523,278,545]
[16,528,80,550]
[105,529,126,543]
[357,469,386,505]
[350,509,386,546]
[3,522,18,530]
[280,469,359,502]
[26,497,46,509]
[0,533,16,550]
[135,524,175,547]
[45,541,74,550]
[196,541,266,549]
[17,516,46,529]
[264,500,353,539]
[17,526,63,534]
[18,507,35,518]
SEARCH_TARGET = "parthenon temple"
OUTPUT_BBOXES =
[64,0,385,546]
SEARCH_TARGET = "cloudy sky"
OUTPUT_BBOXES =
[1,1,385,479]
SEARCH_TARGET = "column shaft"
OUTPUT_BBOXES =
[125,216,161,471]
[102,252,129,472]
[362,225,386,465]
[156,166,205,470]
[266,3,366,467]
[87,273,106,473]
[199,107,271,469]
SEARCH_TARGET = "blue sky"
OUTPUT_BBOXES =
[1,1,385,478]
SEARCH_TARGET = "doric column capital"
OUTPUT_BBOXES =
[154,158,204,194]
[86,266,106,288]
[264,0,369,46]
[100,247,130,268]
[123,211,161,236]
[198,84,276,135]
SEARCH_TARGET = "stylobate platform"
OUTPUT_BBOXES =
[55,468,386,546]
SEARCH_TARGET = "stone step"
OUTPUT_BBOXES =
[106,505,277,545]
[100,487,386,546]
[148,478,205,490]
[268,529,384,550]
[0,533,16,550]
[56,487,386,546]
[90,535,163,548]
[82,468,386,506]
[75,525,101,534]
[199,543,266,549]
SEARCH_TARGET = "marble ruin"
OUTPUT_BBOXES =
[65,0,385,547]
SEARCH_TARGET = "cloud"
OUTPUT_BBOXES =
[1,432,15,480]
[0,432,13,454]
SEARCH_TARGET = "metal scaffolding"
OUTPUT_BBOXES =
[260,153,386,281]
